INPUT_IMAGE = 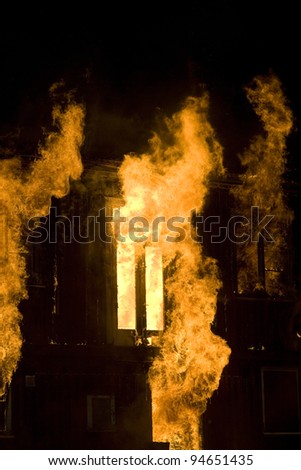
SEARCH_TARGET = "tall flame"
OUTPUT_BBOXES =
[232,74,293,295]
[118,96,231,449]
[0,98,84,396]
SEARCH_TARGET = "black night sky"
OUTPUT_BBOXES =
[0,1,301,175]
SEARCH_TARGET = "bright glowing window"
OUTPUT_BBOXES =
[116,243,164,333]
[116,243,136,330]
[145,246,164,331]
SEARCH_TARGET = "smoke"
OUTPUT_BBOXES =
[0,92,85,396]
[118,95,231,449]
[231,74,293,295]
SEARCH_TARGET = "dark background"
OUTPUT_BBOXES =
[0,1,300,176]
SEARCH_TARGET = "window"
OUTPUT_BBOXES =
[0,389,12,434]
[145,246,164,331]
[0,397,6,432]
[116,242,164,337]
[87,395,115,432]
[25,375,36,388]
[261,368,301,434]
[116,243,136,330]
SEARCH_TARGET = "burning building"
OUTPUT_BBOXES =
[1,75,301,450]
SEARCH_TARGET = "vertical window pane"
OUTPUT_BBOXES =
[145,246,164,331]
[117,243,136,329]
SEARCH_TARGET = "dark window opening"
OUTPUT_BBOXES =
[87,395,116,432]
[262,368,301,434]
[0,389,12,434]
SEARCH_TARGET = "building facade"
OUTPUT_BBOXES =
[1,160,301,450]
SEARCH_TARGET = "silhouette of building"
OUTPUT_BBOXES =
[1,160,301,450]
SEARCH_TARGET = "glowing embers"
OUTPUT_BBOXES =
[116,242,164,333]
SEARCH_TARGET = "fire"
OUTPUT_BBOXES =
[0,95,84,396]
[231,74,293,295]
[117,243,136,329]
[145,246,164,331]
[117,96,231,449]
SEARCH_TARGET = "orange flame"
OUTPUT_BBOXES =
[118,95,231,449]
[0,98,84,396]
[232,74,293,295]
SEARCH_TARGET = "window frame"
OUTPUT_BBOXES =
[261,367,301,435]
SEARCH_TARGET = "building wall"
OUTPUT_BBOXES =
[202,185,301,449]
[1,164,301,450]
[0,162,157,450]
